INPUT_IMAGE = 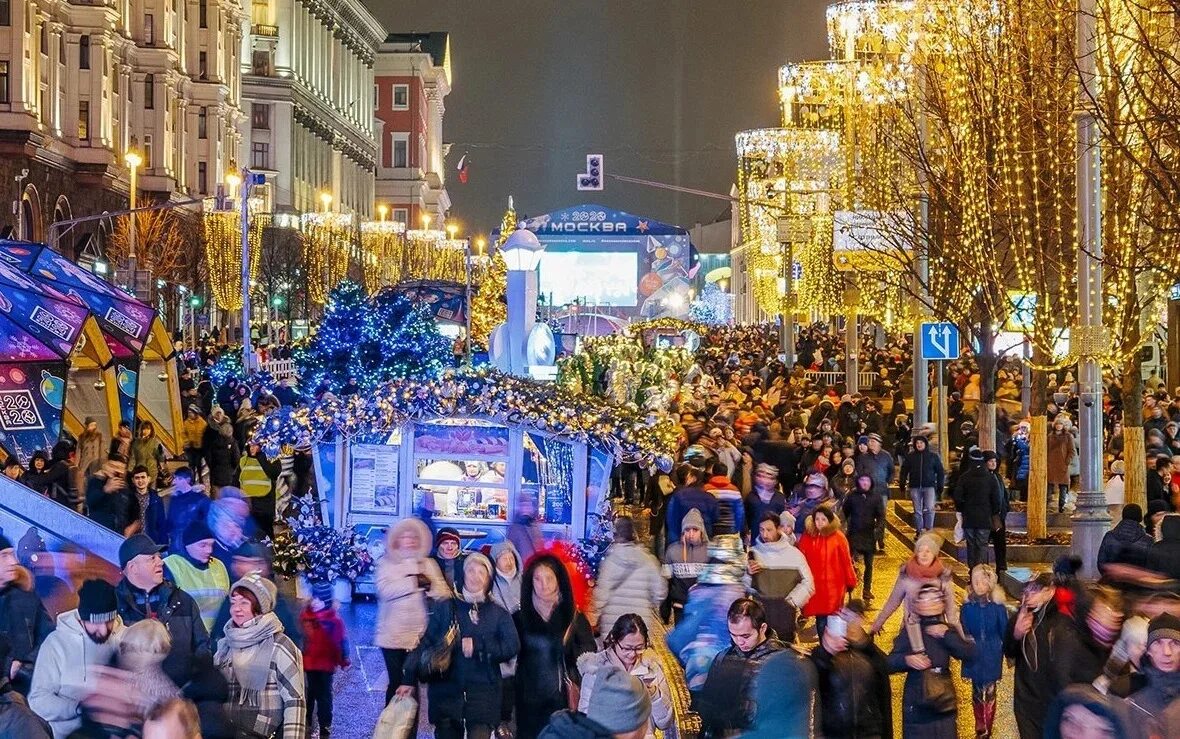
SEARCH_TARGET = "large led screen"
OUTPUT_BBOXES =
[539,251,637,307]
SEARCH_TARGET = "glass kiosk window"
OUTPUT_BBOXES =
[349,429,402,515]
[522,431,574,526]
[413,420,510,522]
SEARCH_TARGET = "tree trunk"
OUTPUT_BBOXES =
[1027,351,1050,541]
[976,331,999,452]
[1122,353,1146,509]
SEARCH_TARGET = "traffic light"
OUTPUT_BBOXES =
[576,154,604,191]
[271,294,285,309]
[189,294,203,309]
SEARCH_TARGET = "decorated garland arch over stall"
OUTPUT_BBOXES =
[253,367,678,587]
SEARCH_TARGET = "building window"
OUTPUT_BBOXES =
[251,49,272,76]
[40,26,48,56]
[373,84,379,106]
[198,107,207,139]
[199,0,207,28]
[144,14,154,45]
[251,141,269,169]
[251,103,269,129]
[392,134,409,168]
[393,84,409,110]
[392,208,408,226]
[197,161,207,193]
[143,135,153,168]
[144,74,154,109]
[0,62,8,103]
[198,52,208,80]
[79,36,90,69]
[251,0,270,25]
[78,101,89,140]
[0,1,9,27]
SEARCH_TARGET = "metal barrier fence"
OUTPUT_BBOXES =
[262,358,296,379]
[803,370,880,389]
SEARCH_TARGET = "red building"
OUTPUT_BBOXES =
[374,32,451,228]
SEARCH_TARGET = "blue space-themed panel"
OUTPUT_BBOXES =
[0,260,90,359]
[0,362,68,463]
[116,360,140,429]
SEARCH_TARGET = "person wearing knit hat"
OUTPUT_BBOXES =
[433,526,467,593]
[854,428,895,552]
[594,515,667,638]
[403,545,519,739]
[1124,612,1180,733]
[537,662,651,739]
[1097,503,1152,572]
[28,579,124,738]
[163,518,230,633]
[217,573,304,738]
[301,578,350,738]
[0,531,53,694]
[869,531,962,638]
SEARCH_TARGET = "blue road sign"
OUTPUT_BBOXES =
[920,322,961,361]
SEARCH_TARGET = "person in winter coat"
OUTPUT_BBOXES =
[953,449,1003,569]
[870,533,961,637]
[0,534,54,695]
[854,433,895,552]
[1098,503,1153,571]
[1126,612,1180,737]
[887,583,975,739]
[664,465,718,543]
[536,662,651,739]
[810,604,892,739]
[738,647,819,739]
[130,421,166,485]
[1047,419,1075,512]
[86,454,136,535]
[900,435,945,534]
[1104,459,1126,519]
[697,597,786,736]
[1148,513,1180,578]
[29,580,124,739]
[1045,683,1138,739]
[829,457,859,503]
[515,552,597,739]
[507,493,545,564]
[742,464,786,539]
[960,565,1008,739]
[166,467,210,554]
[0,635,51,738]
[215,574,305,738]
[76,417,106,497]
[1007,421,1031,501]
[797,505,857,638]
[239,443,280,539]
[702,462,746,539]
[747,512,814,642]
[593,517,667,636]
[374,517,449,706]
[202,408,240,493]
[109,421,133,463]
[489,541,523,733]
[23,449,71,504]
[1005,573,1065,739]
[128,465,169,546]
[662,509,709,624]
[115,534,211,690]
[182,406,208,482]
[841,474,886,602]
[164,520,231,634]
[577,614,672,739]
[433,527,467,594]
[398,553,519,739]
[211,542,303,651]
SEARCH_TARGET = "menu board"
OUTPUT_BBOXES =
[350,443,400,515]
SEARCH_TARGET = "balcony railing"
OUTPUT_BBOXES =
[252,24,279,37]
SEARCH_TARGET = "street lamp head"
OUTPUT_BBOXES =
[225,169,242,190]
[377,204,389,221]
[501,229,546,272]
[475,236,487,254]
[447,222,459,239]
[124,149,143,170]
[320,191,333,211]
[421,213,432,229]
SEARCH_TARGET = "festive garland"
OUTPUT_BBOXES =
[558,333,693,411]
[272,495,373,582]
[251,366,679,469]
[629,317,708,337]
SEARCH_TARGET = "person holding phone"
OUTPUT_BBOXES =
[575,614,672,739]
[1005,573,1064,739]
[810,603,892,738]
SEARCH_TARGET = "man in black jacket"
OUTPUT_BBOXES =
[899,434,946,535]
[954,449,1003,569]
[85,453,134,534]
[114,534,211,688]
[841,475,885,602]
[1097,504,1153,571]
[0,534,53,695]
[810,603,892,738]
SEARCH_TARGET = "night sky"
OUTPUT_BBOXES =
[364,0,832,235]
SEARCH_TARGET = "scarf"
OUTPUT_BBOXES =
[905,557,944,581]
[216,612,282,701]
[462,587,487,624]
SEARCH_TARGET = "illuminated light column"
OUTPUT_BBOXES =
[492,229,546,376]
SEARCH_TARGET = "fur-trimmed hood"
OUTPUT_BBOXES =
[519,552,577,635]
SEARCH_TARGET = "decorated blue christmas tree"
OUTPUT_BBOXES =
[295,281,367,391]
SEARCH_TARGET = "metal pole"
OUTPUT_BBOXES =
[465,242,473,367]
[782,240,795,367]
[845,289,859,395]
[190,300,197,351]
[936,360,949,468]
[240,178,254,374]
[128,164,138,280]
[913,232,930,428]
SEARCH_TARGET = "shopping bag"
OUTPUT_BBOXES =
[372,694,418,739]
[953,512,965,546]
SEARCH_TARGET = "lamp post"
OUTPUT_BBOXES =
[124,145,143,294]
[494,229,546,376]
[231,167,263,374]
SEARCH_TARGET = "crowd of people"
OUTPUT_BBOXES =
[5,323,1180,739]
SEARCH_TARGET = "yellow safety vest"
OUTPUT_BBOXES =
[164,554,230,633]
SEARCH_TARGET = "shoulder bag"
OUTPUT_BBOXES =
[415,598,459,681]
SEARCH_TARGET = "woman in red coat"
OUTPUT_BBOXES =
[797,504,857,639]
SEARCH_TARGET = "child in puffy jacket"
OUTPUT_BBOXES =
[661,508,710,624]
[960,564,1009,739]
[301,582,350,738]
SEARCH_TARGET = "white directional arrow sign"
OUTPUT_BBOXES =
[920,322,961,361]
